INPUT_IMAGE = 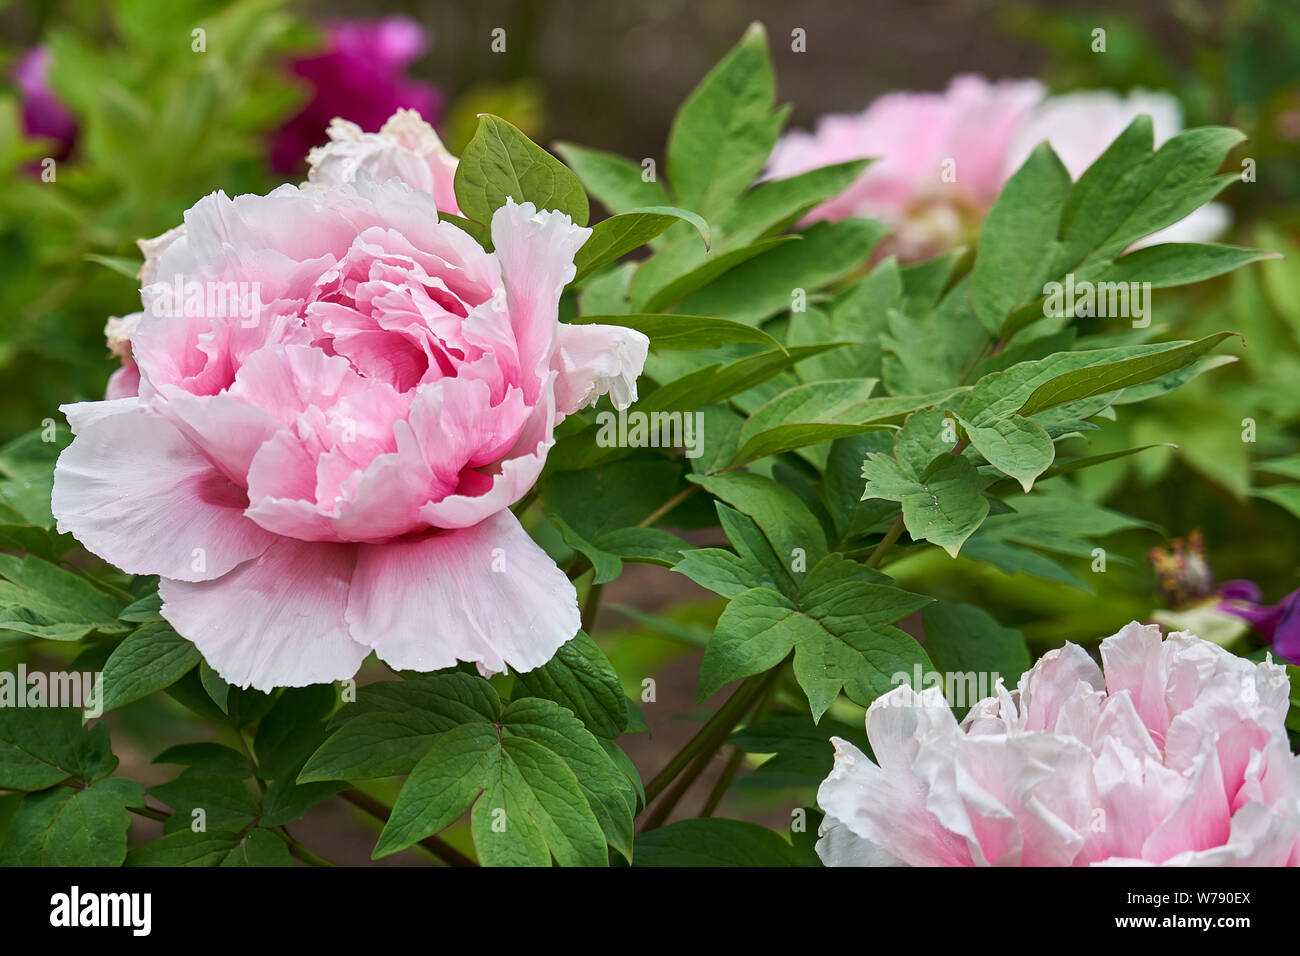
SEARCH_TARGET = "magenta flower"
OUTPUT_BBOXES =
[1219,581,1300,664]
[271,17,444,174]
[12,47,77,161]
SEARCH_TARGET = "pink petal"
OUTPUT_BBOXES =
[159,537,367,690]
[346,509,579,675]
[52,399,276,582]
[490,198,591,402]
[551,322,649,414]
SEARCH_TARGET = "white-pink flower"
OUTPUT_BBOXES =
[817,623,1300,866]
[767,81,1228,259]
[55,175,647,690]
[765,75,1044,259]
[307,108,461,216]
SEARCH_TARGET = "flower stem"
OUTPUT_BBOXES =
[337,788,476,867]
[638,484,700,528]
[866,513,905,569]
[581,581,604,632]
[640,664,784,817]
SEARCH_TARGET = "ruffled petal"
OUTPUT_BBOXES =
[346,509,579,674]
[52,399,275,582]
[159,537,366,690]
[550,322,649,414]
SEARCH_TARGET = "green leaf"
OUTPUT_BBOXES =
[0,778,142,866]
[0,553,129,641]
[700,577,932,720]
[721,159,870,247]
[690,471,828,569]
[0,706,116,790]
[374,699,632,865]
[1017,332,1238,417]
[921,602,1029,697]
[513,631,629,739]
[299,673,500,783]
[640,236,796,313]
[126,827,292,867]
[862,454,990,558]
[150,773,260,834]
[971,142,1072,334]
[634,818,803,866]
[553,142,669,214]
[729,711,871,787]
[1094,243,1279,288]
[572,207,709,283]
[733,379,901,465]
[453,114,589,226]
[678,218,889,326]
[955,412,1055,493]
[100,621,200,714]
[570,313,782,351]
[253,684,337,780]
[674,502,797,598]
[666,22,782,221]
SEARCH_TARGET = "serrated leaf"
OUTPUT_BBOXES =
[513,631,628,739]
[0,778,142,866]
[300,673,500,783]
[0,706,116,790]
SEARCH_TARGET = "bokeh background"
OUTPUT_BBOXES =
[2,0,1299,862]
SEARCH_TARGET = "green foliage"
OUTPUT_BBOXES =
[0,12,1285,870]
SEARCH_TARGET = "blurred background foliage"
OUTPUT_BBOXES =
[1,0,1298,842]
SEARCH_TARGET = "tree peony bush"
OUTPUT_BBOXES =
[817,623,1300,866]
[0,11,1295,871]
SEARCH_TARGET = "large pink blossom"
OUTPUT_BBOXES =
[817,623,1300,866]
[54,175,647,690]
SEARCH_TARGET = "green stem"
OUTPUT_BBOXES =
[697,748,746,819]
[581,581,604,632]
[271,826,337,867]
[337,789,476,867]
[640,665,783,810]
[866,514,905,569]
[637,483,700,528]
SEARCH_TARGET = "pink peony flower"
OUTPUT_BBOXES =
[765,75,1044,259]
[55,177,648,690]
[768,81,1227,259]
[817,623,1300,866]
[307,109,460,216]
[271,17,444,174]
[13,47,78,162]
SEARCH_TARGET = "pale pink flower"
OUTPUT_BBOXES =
[307,108,460,216]
[765,75,1044,258]
[817,623,1300,866]
[55,178,646,690]
[1005,89,1229,248]
[768,81,1228,259]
